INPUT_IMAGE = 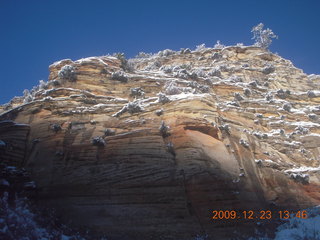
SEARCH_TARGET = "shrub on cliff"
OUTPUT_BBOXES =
[265,93,273,101]
[218,124,230,135]
[144,60,162,71]
[58,65,76,81]
[187,81,210,93]
[127,101,143,114]
[208,68,221,78]
[159,121,170,137]
[38,80,48,90]
[308,113,317,120]
[51,123,61,133]
[191,68,207,78]
[155,109,164,116]
[164,80,181,95]
[262,64,275,74]
[243,88,251,97]
[23,89,33,104]
[111,71,128,82]
[294,126,309,135]
[195,43,207,52]
[307,90,317,98]
[289,173,309,184]
[276,89,290,99]
[158,92,170,104]
[157,49,175,57]
[113,52,134,72]
[104,128,116,136]
[214,40,225,49]
[130,87,145,97]
[282,102,292,112]
[112,100,144,117]
[239,139,249,148]
[180,48,191,54]
[234,92,244,101]
[251,23,278,49]
[167,142,175,156]
[135,52,152,58]
[160,65,173,73]
[92,136,106,146]
[164,80,188,95]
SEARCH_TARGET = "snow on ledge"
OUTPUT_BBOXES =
[168,92,209,101]
[284,166,320,174]
[290,121,320,128]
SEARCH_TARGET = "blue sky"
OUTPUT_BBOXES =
[0,0,319,104]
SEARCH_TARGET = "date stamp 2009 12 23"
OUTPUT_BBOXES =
[211,210,308,220]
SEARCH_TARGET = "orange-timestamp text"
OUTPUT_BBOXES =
[211,210,308,220]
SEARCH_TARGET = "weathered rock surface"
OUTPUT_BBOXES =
[0,46,320,239]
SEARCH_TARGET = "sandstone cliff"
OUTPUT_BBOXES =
[0,46,320,239]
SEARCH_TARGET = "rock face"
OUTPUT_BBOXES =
[1,46,320,239]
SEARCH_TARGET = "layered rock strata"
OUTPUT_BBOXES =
[0,46,320,239]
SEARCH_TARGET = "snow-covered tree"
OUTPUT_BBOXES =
[251,23,278,49]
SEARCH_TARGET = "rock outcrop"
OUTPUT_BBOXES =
[0,46,320,239]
